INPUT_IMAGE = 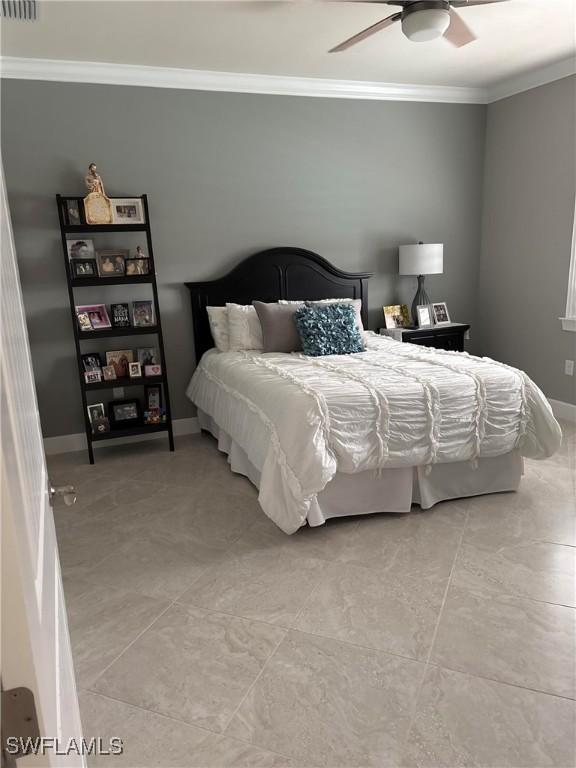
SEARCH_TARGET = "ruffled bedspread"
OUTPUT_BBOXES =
[187,334,561,533]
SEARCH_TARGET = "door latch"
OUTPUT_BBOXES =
[49,484,77,506]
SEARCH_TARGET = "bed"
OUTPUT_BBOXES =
[185,247,561,534]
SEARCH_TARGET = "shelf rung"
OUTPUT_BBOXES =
[79,326,159,339]
[90,423,168,441]
[83,374,165,390]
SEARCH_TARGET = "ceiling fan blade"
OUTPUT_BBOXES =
[329,11,401,52]
[444,8,477,47]
[450,0,510,6]
[323,1,407,5]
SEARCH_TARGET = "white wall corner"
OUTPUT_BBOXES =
[43,416,200,456]
[549,399,576,424]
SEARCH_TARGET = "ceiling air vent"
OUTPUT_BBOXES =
[1,1,37,19]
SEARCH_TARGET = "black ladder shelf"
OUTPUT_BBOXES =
[56,193,175,464]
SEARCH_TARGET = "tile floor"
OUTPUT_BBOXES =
[48,422,576,767]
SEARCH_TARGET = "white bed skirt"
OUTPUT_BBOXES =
[198,410,523,527]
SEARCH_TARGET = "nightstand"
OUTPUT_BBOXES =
[379,323,470,352]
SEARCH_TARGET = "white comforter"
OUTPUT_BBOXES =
[187,334,561,533]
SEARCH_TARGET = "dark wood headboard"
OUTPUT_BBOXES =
[186,247,373,362]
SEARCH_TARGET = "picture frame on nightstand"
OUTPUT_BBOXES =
[416,305,433,328]
[383,304,411,329]
[432,302,451,325]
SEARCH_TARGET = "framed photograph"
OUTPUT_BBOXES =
[85,193,113,226]
[432,302,451,325]
[71,259,97,278]
[102,365,117,381]
[76,312,93,332]
[383,304,411,330]
[65,199,82,226]
[126,257,150,276]
[128,361,142,378]
[92,416,111,434]
[132,300,155,328]
[105,350,134,379]
[67,239,95,260]
[144,364,162,377]
[145,384,162,411]
[81,353,102,373]
[137,347,158,367]
[111,198,145,225]
[76,304,111,331]
[96,250,128,277]
[87,403,105,425]
[144,408,161,425]
[84,370,102,384]
[110,399,141,428]
[416,305,433,328]
[111,302,131,328]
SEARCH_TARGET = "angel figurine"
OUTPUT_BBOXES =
[83,162,113,225]
[84,163,106,195]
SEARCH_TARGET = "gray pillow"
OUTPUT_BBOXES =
[253,301,303,353]
[281,298,364,332]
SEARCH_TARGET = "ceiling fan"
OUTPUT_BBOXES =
[329,0,510,53]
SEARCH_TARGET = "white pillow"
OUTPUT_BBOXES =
[226,303,264,351]
[280,298,364,330]
[206,306,230,352]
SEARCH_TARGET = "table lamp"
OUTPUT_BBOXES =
[399,242,444,325]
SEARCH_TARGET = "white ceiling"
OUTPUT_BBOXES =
[1,0,575,88]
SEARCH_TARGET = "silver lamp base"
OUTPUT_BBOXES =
[411,274,430,325]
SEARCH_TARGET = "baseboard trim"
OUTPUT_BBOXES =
[43,416,200,455]
[549,399,576,423]
[42,400,576,455]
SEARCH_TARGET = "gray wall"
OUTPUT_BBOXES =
[479,75,576,404]
[2,80,486,437]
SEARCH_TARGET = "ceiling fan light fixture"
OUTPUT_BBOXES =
[402,7,451,42]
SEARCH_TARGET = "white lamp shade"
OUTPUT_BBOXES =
[402,8,451,42]
[399,243,444,276]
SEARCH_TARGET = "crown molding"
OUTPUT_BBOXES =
[0,55,485,103]
[1,55,573,104]
[484,56,576,103]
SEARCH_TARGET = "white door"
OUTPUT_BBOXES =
[1,164,84,766]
